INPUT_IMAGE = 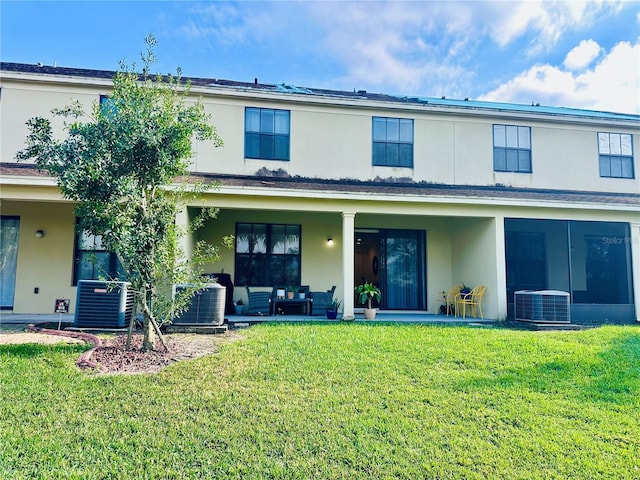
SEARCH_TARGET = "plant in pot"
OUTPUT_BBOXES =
[234,298,244,315]
[286,286,297,299]
[355,282,381,320]
[326,298,342,320]
[460,283,472,298]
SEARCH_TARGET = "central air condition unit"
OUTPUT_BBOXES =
[515,290,570,324]
[74,280,135,328]
[173,283,226,326]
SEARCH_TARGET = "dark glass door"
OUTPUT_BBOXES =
[380,229,426,310]
[0,217,20,309]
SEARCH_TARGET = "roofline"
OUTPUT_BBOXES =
[210,183,640,213]
[192,173,640,212]
[2,163,637,213]
[2,61,639,126]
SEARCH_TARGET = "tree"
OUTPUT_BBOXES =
[17,35,225,351]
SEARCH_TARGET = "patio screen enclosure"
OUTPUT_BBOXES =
[505,218,635,322]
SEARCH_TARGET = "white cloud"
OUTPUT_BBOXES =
[176,2,293,46]
[300,1,626,95]
[564,39,602,71]
[167,0,638,110]
[479,41,640,114]
[485,1,615,53]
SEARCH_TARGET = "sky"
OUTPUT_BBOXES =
[2,1,639,114]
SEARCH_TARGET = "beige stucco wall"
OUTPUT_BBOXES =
[2,75,638,194]
[1,80,104,163]
[450,217,501,319]
[1,200,77,313]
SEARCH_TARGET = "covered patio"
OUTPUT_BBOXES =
[227,310,495,325]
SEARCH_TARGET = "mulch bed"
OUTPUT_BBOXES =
[88,332,241,375]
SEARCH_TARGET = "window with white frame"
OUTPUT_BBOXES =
[493,124,532,173]
[598,132,634,178]
[245,107,290,161]
[372,117,414,167]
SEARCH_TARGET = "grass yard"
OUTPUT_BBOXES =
[1,323,639,479]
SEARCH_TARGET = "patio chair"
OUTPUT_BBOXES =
[454,285,486,319]
[310,286,336,316]
[435,284,461,316]
[245,286,272,316]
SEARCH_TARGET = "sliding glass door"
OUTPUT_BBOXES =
[380,229,426,310]
[0,217,20,309]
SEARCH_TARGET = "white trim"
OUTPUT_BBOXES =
[0,176,58,187]
[2,173,637,213]
[210,184,639,212]
[3,68,638,128]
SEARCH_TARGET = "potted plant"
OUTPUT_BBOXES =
[234,299,244,315]
[326,298,342,320]
[355,282,381,320]
[460,283,472,298]
[286,286,297,299]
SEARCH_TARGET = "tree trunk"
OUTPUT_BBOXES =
[139,293,168,352]
[125,304,137,351]
[142,313,155,351]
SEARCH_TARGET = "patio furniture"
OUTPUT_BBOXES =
[454,285,486,319]
[245,286,272,316]
[310,286,336,316]
[271,285,311,315]
[435,284,461,316]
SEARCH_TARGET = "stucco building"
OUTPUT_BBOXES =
[1,62,638,322]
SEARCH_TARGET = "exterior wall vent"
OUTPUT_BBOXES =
[74,280,135,328]
[172,284,226,326]
[515,290,570,324]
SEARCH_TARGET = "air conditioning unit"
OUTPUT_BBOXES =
[173,283,226,326]
[515,290,570,324]
[74,280,135,328]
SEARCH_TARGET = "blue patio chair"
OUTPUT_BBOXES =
[310,286,336,316]
[245,286,272,316]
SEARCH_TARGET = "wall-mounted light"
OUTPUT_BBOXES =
[327,238,334,246]
[34,230,45,238]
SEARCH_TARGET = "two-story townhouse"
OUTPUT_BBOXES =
[1,62,639,323]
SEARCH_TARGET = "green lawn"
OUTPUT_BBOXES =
[1,323,639,479]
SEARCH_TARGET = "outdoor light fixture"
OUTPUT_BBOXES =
[34,230,45,238]
[327,238,334,246]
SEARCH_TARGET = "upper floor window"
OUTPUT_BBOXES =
[493,125,532,173]
[372,117,414,167]
[245,107,290,161]
[598,132,634,178]
[99,94,118,117]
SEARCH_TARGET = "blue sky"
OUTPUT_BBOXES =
[2,1,639,113]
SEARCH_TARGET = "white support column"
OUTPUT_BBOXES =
[494,215,508,321]
[631,223,640,322]
[342,212,356,320]
[175,206,193,270]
